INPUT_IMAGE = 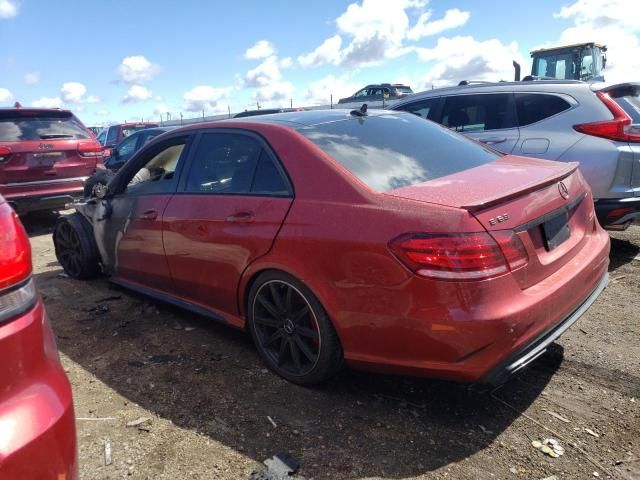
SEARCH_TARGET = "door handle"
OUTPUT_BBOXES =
[226,211,255,223]
[140,209,158,220]
[479,137,507,145]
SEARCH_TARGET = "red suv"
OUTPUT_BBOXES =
[0,196,78,478]
[0,107,103,214]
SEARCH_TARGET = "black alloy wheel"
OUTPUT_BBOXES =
[248,272,343,385]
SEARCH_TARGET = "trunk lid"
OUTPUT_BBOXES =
[386,155,596,288]
[0,139,97,185]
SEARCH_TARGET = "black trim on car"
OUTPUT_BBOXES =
[111,278,229,326]
[514,192,586,232]
[480,272,609,386]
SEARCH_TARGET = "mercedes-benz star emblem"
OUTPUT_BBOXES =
[558,181,569,200]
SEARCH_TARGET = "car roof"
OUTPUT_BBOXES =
[0,107,73,117]
[171,109,405,134]
[391,80,590,105]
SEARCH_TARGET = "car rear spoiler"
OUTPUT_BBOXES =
[460,162,579,211]
[590,81,640,95]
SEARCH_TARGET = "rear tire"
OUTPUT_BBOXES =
[53,213,101,279]
[247,271,343,386]
[84,169,115,198]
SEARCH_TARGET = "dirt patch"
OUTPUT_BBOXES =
[24,211,640,480]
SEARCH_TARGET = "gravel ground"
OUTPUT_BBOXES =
[23,212,640,480]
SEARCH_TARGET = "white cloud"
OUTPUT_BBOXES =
[303,74,361,105]
[298,35,343,68]
[122,85,153,103]
[117,55,160,83]
[243,54,295,105]
[153,103,169,116]
[245,40,276,60]
[553,0,640,82]
[0,0,18,19]
[416,36,525,88]
[59,82,100,104]
[24,71,40,85]
[0,87,12,104]
[182,85,234,112]
[297,0,469,69]
[61,82,87,103]
[407,8,470,40]
[31,97,63,108]
[95,109,109,116]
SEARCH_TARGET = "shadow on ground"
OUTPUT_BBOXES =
[34,263,564,479]
[608,235,640,272]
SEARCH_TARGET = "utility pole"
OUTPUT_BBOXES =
[180,112,183,125]
[202,109,205,121]
[330,94,333,109]
[290,98,293,109]
[228,105,231,118]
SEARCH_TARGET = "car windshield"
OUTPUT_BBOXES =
[0,112,90,141]
[298,112,499,192]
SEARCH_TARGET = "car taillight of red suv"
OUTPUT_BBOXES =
[0,107,103,215]
[0,197,78,479]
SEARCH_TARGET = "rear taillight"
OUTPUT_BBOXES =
[389,231,527,281]
[0,202,36,323]
[0,146,11,163]
[574,92,640,143]
[78,142,103,157]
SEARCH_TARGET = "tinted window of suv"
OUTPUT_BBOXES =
[515,93,571,126]
[299,112,499,192]
[0,111,90,141]
[395,98,440,120]
[106,127,118,145]
[611,91,640,124]
[440,94,514,132]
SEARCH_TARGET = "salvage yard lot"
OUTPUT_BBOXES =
[26,213,639,480]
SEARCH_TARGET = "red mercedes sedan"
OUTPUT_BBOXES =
[0,195,78,478]
[53,109,610,386]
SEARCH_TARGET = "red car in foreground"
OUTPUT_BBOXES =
[0,107,103,214]
[53,110,609,386]
[0,196,77,478]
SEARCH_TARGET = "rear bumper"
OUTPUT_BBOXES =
[594,197,640,230]
[0,176,87,213]
[480,271,609,385]
[0,301,78,479]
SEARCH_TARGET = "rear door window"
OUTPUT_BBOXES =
[298,112,499,192]
[440,94,516,132]
[0,111,90,141]
[185,132,291,196]
[515,93,572,126]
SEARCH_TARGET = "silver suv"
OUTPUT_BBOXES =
[391,80,640,230]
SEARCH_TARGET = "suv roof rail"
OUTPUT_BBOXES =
[457,80,493,86]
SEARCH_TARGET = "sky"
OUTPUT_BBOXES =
[0,0,638,126]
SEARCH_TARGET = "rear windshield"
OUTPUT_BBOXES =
[395,86,413,94]
[298,112,499,192]
[611,90,640,124]
[0,112,90,141]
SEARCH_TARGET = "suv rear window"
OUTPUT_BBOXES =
[610,89,640,124]
[298,112,499,192]
[0,111,90,141]
[515,93,571,126]
[122,125,156,137]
